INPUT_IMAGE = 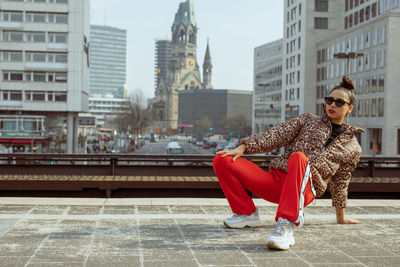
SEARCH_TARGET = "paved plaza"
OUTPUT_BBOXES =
[0,197,399,267]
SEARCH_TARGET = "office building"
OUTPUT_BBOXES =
[253,40,283,134]
[88,94,129,127]
[89,25,127,97]
[0,0,90,153]
[178,89,252,135]
[315,0,400,155]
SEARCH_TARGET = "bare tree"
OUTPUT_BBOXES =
[115,89,152,138]
[195,116,212,138]
[220,114,251,138]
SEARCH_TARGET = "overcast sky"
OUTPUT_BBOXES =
[90,0,284,99]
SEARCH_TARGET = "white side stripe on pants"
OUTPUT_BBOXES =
[295,162,316,227]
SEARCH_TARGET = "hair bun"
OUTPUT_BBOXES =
[341,76,355,90]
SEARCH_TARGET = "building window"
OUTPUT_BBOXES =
[0,51,23,62]
[378,74,384,92]
[26,12,46,23]
[26,32,46,43]
[26,12,68,24]
[10,91,22,101]
[1,11,23,22]
[315,0,328,12]
[372,3,377,17]
[380,25,386,44]
[364,99,370,117]
[10,72,23,81]
[371,98,377,116]
[314,17,328,29]
[349,14,353,28]
[366,5,370,20]
[33,73,46,82]
[360,8,364,23]
[32,92,45,101]
[48,32,68,43]
[354,11,359,25]
[4,31,24,42]
[357,100,363,116]
[55,93,67,102]
[365,31,371,48]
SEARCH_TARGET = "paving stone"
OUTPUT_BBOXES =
[294,250,358,264]
[27,262,82,267]
[0,205,35,214]
[0,218,20,236]
[29,249,87,263]
[0,256,30,267]
[170,205,205,214]
[30,205,68,215]
[68,206,103,215]
[137,205,169,214]
[194,251,252,265]
[143,260,198,267]
[252,257,310,267]
[86,255,141,267]
[354,256,400,267]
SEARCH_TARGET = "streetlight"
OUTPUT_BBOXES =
[333,52,364,75]
[257,83,271,132]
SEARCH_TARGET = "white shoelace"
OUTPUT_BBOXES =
[274,218,291,235]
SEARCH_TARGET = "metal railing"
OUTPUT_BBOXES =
[1,154,399,178]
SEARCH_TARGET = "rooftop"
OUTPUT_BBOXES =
[0,198,399,266]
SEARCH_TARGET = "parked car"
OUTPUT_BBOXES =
[209,142,218,148]
[195,140,203,146]
[202,142,211,149]
[224,143,238,151]
[213,144,225,154]
[166,142,184,154]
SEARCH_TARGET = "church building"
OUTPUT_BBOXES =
[152,0,212,131]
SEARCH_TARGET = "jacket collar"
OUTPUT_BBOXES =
[321,112,365,134]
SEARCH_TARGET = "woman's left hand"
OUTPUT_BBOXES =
[337,218,360,224]
[335,207,360,224]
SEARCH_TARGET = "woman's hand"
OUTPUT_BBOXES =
[335,207,360,224]
[216,144,246,162]
[337,218,360,224]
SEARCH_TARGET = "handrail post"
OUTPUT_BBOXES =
[110,157,118,177]
[368,160,375,177]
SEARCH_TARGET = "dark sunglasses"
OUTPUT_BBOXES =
[324,96,350,107]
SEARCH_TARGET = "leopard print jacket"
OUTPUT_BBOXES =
[239,112,364,208]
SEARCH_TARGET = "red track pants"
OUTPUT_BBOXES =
[213,152,315,223]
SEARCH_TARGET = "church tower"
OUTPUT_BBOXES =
[153,0,204,131]
[202,40,212,89]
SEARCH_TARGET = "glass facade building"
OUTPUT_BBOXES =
[89,25,127,97]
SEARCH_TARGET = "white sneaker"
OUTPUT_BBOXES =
[223,209,262,229]
[266,217,295,250]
